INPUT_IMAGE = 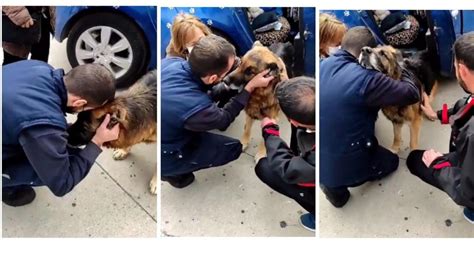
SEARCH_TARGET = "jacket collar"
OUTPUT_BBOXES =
[332,49,359,63]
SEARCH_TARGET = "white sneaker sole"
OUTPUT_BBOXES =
[299,218,316,232]
[464,212,474,224]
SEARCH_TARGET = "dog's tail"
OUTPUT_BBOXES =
[138,70,157,88]
[418,50,440,104]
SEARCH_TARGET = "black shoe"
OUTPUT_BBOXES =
[320,185,350,208]
[2,186,36,207]
[162,173,195,188]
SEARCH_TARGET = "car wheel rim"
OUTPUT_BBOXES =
[75,26,133,79]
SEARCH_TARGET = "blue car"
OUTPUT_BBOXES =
[161,7,315,77]
[322,10,474,77]
[55,6,157,88]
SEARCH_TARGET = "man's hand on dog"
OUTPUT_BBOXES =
[21,18,34,28]
[91,114,120,147]
[245,69,274,93]
[422,149,443,167]
[420,92,438,121]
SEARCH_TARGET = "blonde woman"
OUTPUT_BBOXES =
[319,13,347,59]
[166,13,212,59]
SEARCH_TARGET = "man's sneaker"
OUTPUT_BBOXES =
[162,173,195,188]
[299,213,315,232]
[2,186,36,207]
[463,207,474,224]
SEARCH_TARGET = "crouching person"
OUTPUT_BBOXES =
[2,61,119,206]
[407,32,474,223]
[255,77,316,232]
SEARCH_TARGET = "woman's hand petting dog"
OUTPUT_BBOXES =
[422,149,443,167]
[91,114,120,147]
[420,92,438,121]
[245,69,274,93]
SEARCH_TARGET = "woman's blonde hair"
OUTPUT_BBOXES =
[319,13,347,58]
[166,13,212,59]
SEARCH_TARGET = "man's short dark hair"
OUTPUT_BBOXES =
[188,34,236,77]
[64,64,116,107]
[454,32,474,71]
[276,76,315,125]
[341,26,377,57]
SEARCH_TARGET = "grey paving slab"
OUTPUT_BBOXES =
[95,143,157,220]
[2,163,156,238]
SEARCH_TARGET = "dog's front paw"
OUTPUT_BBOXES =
[112,148,129,160]
[240,139,249,151]
[149,174,157,195]
[389,146,400,154]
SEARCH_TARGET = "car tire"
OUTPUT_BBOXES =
[67,12,149,88]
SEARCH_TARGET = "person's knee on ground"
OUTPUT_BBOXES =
[206,135,242,167]
[254,157,270,182]
[406,149,425,174]
[370,146,400,180]
[229,141,243,161]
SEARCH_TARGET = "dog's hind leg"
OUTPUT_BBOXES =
[149,172,157,195]
[254,140,266,163]
[112,147,131,160]
[391,122,403,153]
[409,116,422,151]
[240,114,254,151]
[429,80,439,103]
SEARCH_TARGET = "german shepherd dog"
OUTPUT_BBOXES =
[359,45,438,152]
[68,70,157,194]
[223,41,289,161]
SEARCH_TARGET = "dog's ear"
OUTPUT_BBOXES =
[267,62,280,78]
[110,107,128,127]
[277,57,289,81]
[106,116,119,129]
[253,41,263,47]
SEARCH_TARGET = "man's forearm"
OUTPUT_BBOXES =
[20,128,102,197]
[184,90,250,132]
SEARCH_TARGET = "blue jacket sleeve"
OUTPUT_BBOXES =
[18,125,102,197]
[363,69,420,107]
[184,90,250,132]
